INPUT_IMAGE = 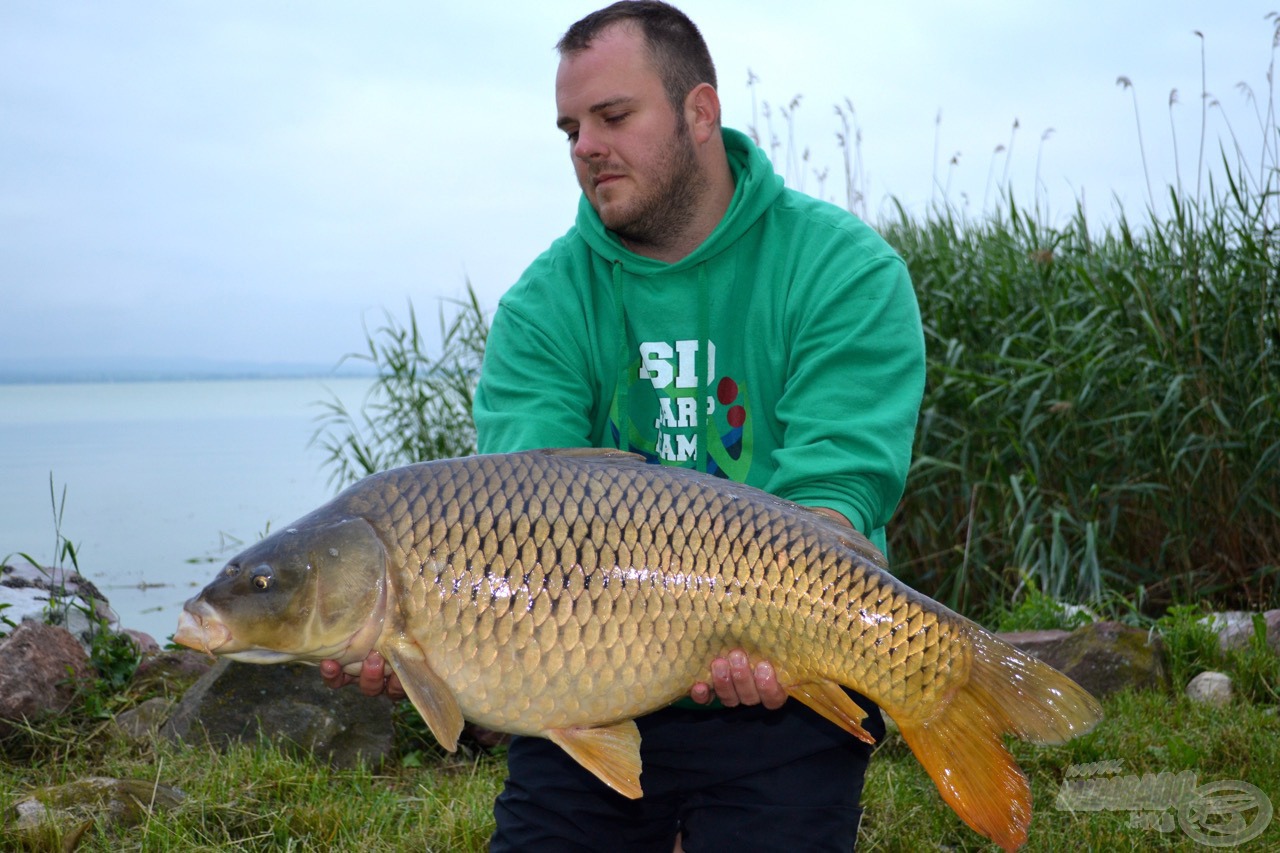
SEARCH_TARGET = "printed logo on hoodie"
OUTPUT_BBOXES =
[618,338,751,480]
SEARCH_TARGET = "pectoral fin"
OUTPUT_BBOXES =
[546,721,644,799]
[381,641,465,752]
[786,679,877,744]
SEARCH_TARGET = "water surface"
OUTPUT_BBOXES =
[0,377,374,642]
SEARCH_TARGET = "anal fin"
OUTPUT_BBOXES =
[382,640,465,752]
[786,679,877,745]
[546,721,643,799]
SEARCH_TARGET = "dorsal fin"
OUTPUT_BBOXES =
[536,447,647,464]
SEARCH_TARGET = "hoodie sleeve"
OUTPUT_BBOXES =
[764,251,925,549]
[474,299,597,453]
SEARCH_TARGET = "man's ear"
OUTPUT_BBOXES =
[686,82,721,144]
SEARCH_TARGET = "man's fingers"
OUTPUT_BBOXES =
[320,659,347,690]
[727,649,760,705]
[754,661,787,710]
[704,651,789,709]
[711,657,737,706]
[357,652,387,696]
[693,682,713,704]
[319,652,404,699]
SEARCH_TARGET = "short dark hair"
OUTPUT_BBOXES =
[557,1,717,113]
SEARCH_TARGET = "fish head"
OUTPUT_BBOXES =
[174,514,388,667]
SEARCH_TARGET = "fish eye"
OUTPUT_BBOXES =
[251,569,273,591]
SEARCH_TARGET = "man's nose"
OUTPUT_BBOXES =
[573,126,606,161]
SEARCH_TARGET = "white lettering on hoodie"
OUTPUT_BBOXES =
[638,339,717,463]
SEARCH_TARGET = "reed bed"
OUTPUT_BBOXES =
[884,179,1278,618]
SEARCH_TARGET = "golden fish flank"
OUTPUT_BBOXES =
[175,448,1101,852]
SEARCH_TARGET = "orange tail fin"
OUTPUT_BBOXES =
[895,627,1103,852]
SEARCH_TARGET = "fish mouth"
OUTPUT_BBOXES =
[173,605,232,657]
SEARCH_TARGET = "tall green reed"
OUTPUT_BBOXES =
[799,19,1280,618]
[884,168,1278,617]
[311,284,486,487]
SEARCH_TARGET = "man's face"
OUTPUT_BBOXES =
[555,25,704,249]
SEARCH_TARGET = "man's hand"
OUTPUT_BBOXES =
[689,648,787,709]
[810,506,854,528]
[685,507,846,708]
[320,651,405,700]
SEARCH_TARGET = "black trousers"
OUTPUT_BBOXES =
[490,695,884,853]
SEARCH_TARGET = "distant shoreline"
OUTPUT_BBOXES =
[0,361,378,385]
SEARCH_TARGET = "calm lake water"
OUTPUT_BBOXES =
[0,377,375,642]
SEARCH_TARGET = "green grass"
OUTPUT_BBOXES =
[310,286,487,489]
[0,723,504,851]
[4,690,1276,851]
[874,22,1280,620]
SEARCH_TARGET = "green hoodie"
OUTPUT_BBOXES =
[474,127,924,555]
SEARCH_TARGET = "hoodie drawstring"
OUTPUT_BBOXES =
[697,263,710,474]
[613,259,711,473]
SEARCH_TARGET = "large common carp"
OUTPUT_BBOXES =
[175,448,1101,850]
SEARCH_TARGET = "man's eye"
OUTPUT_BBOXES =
[565,131,579,144]
[604,112,628,124]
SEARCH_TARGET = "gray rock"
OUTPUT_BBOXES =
[122,629,160,654]
[996,629,1071,659]
[8,776,185,849]
[161,658,395,768]
[113,696,175,741]
[0,621,93,738]
[1001,620,1168,698]
[1201,610,1280,655]
[130,649,216,698]
[1185,671,1233,706]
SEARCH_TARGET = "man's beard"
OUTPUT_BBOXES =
[598,114,706,252]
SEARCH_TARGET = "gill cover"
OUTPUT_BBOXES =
[195,514,387,658]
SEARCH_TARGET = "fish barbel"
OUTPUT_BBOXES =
[175,448,1101,850]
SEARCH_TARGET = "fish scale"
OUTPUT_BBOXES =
[176,447,1102,851]
[356,450,965,729]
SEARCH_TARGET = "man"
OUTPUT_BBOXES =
[323,2,925,849]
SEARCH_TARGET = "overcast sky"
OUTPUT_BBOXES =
[3,1,1276,368]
